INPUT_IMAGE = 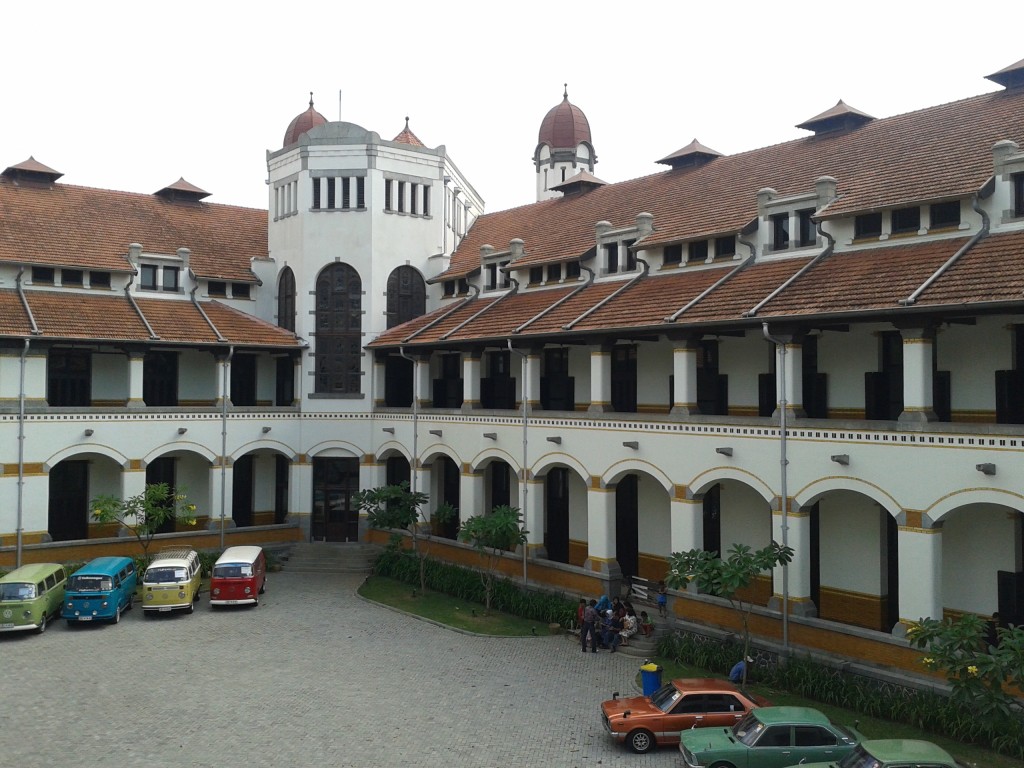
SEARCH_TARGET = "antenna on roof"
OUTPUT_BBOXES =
[338,89,342,120]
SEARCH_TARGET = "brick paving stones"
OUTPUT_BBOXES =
[0,571,680,767]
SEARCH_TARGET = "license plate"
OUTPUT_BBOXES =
[159,607,171,612]
[79,616,92,621]
[0,623,12,629]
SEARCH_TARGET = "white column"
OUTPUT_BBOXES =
[209,458,234,531]
[372,354,387,407]
[671,339,699,415]
[899,327,936,422]
[120,465,147,503]
[288,456,313,539]
[414,354,432,408]
[781,339,804,418]
[584,479,621,578]
[463,350,481,410]
[670,490,702,554]
[292,355,302,406]
[460,466,485,524]
[525,348,541,411]
[127,351,145,409]
[216,355,232,407]
[896,518,943,634]
[359,456,387,540]
[523,475,546,558]
[772,502,815,616]
[588,344,612,413]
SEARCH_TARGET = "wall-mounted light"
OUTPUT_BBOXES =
[830,454,850,466]
[262,426,272,433]
[623,441,639,450]
[177,427,188,435]
[546,436,562,444]
[483,432,497,440]
[716,447,733,457]
[429,429,442,437]
[382,427,395,434]
[84,429,94,437]
[976,463,997,476]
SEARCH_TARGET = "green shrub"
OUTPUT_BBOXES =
[373,549,576,627]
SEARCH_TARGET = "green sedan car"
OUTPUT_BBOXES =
[799,738,967,768]
[679,706,862,768]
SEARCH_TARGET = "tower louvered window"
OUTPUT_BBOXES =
[314,263,362,394]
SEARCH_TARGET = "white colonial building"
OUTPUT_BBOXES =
[4,64,1024,670]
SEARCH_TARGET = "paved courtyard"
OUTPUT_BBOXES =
[0,570,681,767]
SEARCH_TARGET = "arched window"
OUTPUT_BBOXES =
[386,265,426,329]
[314,263,362,394]
[277,267,296,331]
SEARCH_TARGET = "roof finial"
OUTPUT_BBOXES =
[405,116,410,129]
[309,91,314,109]
[563,83,568,99]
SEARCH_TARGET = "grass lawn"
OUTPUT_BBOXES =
[656,658,1023,768]
[358,575,542,636]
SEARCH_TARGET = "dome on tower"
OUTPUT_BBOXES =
[283,93,328,147]
[537,86,591,149]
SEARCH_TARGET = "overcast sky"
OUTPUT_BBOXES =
[4,1,1020,215]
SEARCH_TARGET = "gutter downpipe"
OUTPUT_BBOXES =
[16,338,29,567]
[900,193,989,306]
[15,266,41,568]
[762,323,789,656]
[507,340,529,586]
[398,347,419,496]
[220,346,234,548]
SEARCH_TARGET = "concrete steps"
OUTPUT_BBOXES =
[616,623,672,658]
[281,542,382,574]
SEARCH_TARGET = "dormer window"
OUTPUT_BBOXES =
[231,283,251,299]
[443,280,455,297]
[687,240,708,263]
[32,267,55,285]
[141,264,158,290]
[547,263,562,281]
[141,263,181,293]
[715,236,736,259]
[529,267,543,285]
[771,213,790,250]
[930,201,960,229]
[664,244,682,265]
[484,260,510,290]
[854,212,882,239]
[163,266,180,292]
[566,261,581,279]
[604,239,636,274]
[1013,173,1024,217]
[90,271,111,289]
[209,281,227,297]
[891,206,921,234]
[797,209,817,247]
[62,269,83,287]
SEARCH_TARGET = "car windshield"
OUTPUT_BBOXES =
[0,582,35,601]
[836,746,882,768]
[649,683,683,713]
[213,564,252,578]
[732,712,766,746]
[69,575,112,592]
[145,567,187,583]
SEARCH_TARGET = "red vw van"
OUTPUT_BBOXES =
[209,546,266,607]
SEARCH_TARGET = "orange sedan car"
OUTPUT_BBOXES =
[601,677,769,754]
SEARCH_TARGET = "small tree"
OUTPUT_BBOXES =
[908,614,1024,724]
[458,504,528,614]
[354,482,455,593]
[91,483,197,559]
[666,542,793,683]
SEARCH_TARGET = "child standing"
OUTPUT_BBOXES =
[656,579,668,618]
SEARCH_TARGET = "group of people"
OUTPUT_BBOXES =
[578,595,654,653]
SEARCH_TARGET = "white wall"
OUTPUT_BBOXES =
[943,503,1018,614]
[818,491,884,594]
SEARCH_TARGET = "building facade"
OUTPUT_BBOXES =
[4,63,1024,669]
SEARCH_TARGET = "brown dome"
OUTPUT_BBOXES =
[283,93,328,147]
[538,86,592,149]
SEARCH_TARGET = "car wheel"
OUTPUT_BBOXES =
[259,578,266,595]
[127,594,134,611]
[37,613,47,634]
[187,600,195,615]
[113,605,121,624]
[627,729,655,754]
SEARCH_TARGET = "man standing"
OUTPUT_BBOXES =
[581,599,599,653]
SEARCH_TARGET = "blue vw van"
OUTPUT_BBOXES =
[62,556,137,625]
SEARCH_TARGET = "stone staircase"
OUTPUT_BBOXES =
[281,541,382,574]
[617,619,672,658]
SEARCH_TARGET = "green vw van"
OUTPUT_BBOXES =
[0,563,68,633]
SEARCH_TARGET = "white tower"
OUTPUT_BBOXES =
[533,85,596,202]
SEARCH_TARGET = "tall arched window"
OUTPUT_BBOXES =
[315,263,362,394]
[386,265,426,329]
[277,267,296,331]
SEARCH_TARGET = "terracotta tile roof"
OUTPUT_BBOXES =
[755,239,968,318]
[441,89,1024,280]
[914,230,1024,307]
[392,118,426,147]
[0,290,301,348]
[0,178,267,280]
